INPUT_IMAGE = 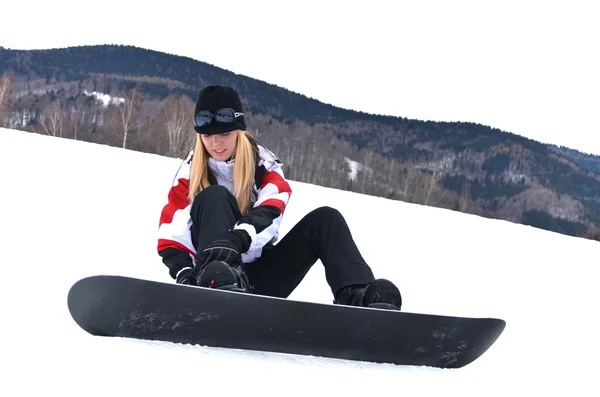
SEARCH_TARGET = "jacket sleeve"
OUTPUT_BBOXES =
[157,149,196,278]
[233,146,292,262]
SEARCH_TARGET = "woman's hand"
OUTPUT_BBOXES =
[194,229,251,270]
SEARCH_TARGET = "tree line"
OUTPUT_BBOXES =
[2,71,599,242]
[0,72,466,209]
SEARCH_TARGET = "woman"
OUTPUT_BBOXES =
[157,85,402,310]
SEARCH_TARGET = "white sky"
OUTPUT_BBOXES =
[1,0,599,154]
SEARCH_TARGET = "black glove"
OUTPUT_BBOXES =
[161,248,194,280]
[194,230,251,269]
[175,267,193,284]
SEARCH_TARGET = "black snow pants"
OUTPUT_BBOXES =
[190,185,375,299]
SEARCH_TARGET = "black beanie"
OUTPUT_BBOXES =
[194,85,246,135]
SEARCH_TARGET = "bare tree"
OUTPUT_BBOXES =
[386,158,396,188]
[360,149,374,193]
[162,94,194,157]
[69,107,83,140]
[39,101,64,137]
[0,72,13,126]
[117,85,142,149]
[423,171,441,206]
[399,166,418,201]
[309,143,326,185]
[127,98,161,153]
[66,94,92,141]
[458,182,472,213]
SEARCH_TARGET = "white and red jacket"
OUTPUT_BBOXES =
[157,144,292,276]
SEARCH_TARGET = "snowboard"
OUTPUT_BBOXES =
[67,275,505,369]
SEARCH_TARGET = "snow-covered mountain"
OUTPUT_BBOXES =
[1,127,598,397]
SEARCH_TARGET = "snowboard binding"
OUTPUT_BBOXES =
[195,260,253,293]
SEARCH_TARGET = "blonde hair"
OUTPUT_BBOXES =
[188,130,257,214]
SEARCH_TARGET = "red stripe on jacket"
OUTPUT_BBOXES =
[260,198,286,213]
[157,239,195,256]
[260,170,291,214]
[159,178,189,226]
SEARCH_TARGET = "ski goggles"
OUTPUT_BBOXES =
[194,108,244,128]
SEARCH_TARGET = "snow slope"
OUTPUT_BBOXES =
[1,127,598,396]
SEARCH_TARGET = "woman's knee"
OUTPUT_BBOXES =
[309,206,344,221]
[192,185,233,203]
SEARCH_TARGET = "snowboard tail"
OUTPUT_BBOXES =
[67,275,505,369]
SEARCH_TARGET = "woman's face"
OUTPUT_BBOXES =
[200,130,239,161]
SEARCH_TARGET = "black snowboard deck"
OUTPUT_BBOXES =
[67,275,505,369]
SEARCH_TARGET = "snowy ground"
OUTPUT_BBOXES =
[1,127,599,396]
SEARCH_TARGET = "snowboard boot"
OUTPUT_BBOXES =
[335,279,402,311]
[195,260,253,293]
